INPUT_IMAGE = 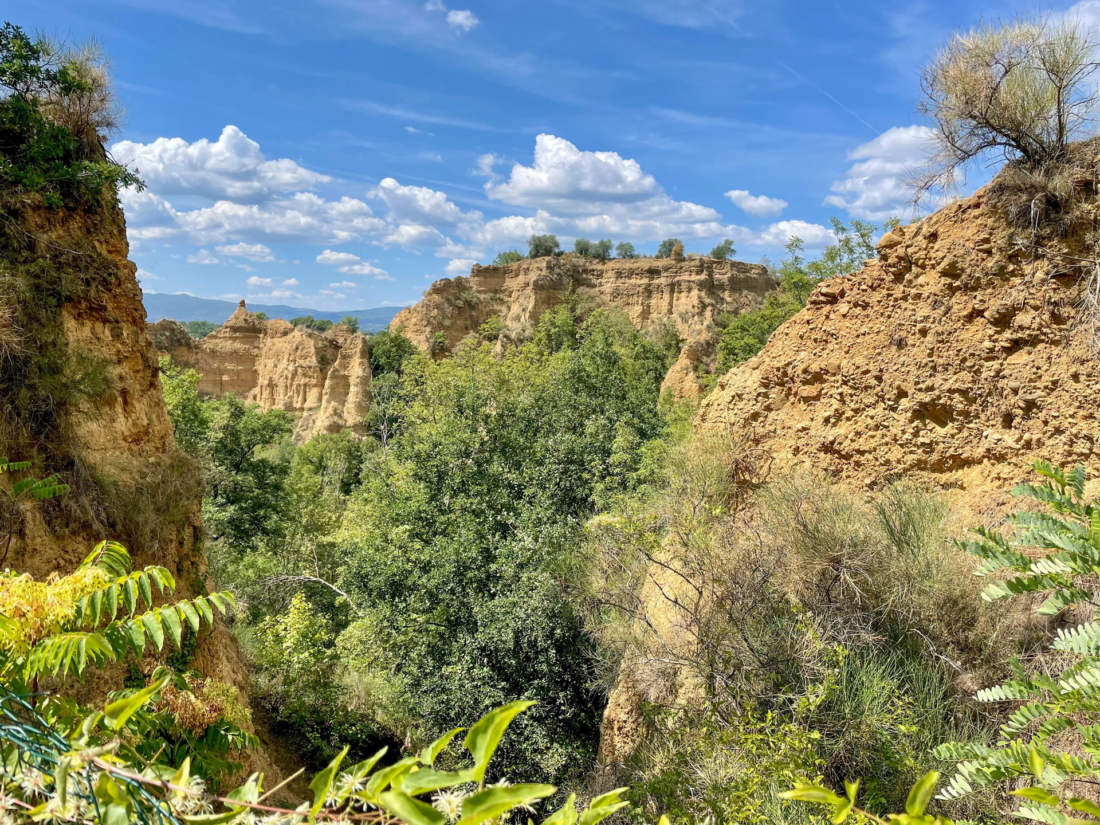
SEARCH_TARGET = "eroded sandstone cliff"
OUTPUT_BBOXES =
[392,255,777,398]
[152,304,372,441]
[599,174,1100,774]
[0,195,289,782]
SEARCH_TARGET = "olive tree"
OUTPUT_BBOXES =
[920,19,1099,190]
[528,234,560,258]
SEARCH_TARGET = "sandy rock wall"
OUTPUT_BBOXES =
[153,305,372,441]
[0,196,287,779]
[392,255,777,396]
[599,177,1100,776]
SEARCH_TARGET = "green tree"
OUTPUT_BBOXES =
[657,238,682,259]
[339,315,360,332]
[493,249,524,266]
[334,310,676,785]
[616,241,638,259]
[593,239,613,261]
[528,234,560,258]
[573,238,594,257]
[0,22,140,206]
[160,360,292,555]
[183,320,218,338]
[710,238,735,260]
[368,328,417,377]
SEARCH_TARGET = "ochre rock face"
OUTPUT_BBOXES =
[0,197,289,780]
[598,179,1100,774]
[392,255,777,394]
[697,185,1100,513]
[155,306,372,441]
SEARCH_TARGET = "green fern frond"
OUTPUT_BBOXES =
[79,540,132,577]
[23,632,115,679]
[1053,623,1100,655]
[72,566,176,626]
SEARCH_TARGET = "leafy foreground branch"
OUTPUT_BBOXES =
[0,689,629,825]
[0,534,631,823]
[783,462,1100,825]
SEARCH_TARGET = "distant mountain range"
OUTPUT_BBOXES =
[142,292,405,332]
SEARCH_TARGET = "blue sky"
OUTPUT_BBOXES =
[7,0,1093,310]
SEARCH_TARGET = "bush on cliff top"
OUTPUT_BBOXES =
[0,22,139,207]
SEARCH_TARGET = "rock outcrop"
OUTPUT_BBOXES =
[598,171,1100,773]
[392,255,777,397]
[0,195,287,779]
[152,304,372,441]
[698,185,1100,509]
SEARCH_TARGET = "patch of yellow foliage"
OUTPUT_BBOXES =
[0,567,110,652]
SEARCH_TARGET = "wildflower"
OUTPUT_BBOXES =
[432,789,466,823]
[173,775,212,815]
[18,768,47,798]
[333,772,366,801]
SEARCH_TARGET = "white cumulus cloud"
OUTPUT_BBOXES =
[445,9,479,31]
[112,126,329,202]
[186,249,220,265]
[725,189,788,217]
[753,220,836,247]
[217,241,276,262]
[246,276,273,287]
[824,125,938,221]
[445,258,477,275]
[316,249,389,278]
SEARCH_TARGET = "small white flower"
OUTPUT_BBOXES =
[18,768,47,798]
[432,789,467,823]
[334,772,366,799]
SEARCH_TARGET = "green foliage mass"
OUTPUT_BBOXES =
[289,315,334,333]
[369,328,418,377]
[574,238,612,260]
[709,239,735,260]
[0,22,140,207]
[493,249,524,266]
[334,308,678,785]
[528,234,560,258]
[182,320,218,338]
[616,242,638,259]
[161,360,293,555]
[655,238,682,259]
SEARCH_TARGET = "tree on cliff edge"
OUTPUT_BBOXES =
[919,19,1099,193]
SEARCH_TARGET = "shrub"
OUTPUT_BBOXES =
[338,315,359,332]
[493,249,524,266]
[478,314,505,341]
[919,19,1099,194]
[656,238,682,259]
[368,328,417,377]
[528,234,560,258]
[183,320,218,338]
[289,315,334,333]
[584,434,1013,819]
[0,22,139,207]
[709,239,735,260]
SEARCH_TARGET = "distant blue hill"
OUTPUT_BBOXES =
[143,292,405,332]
